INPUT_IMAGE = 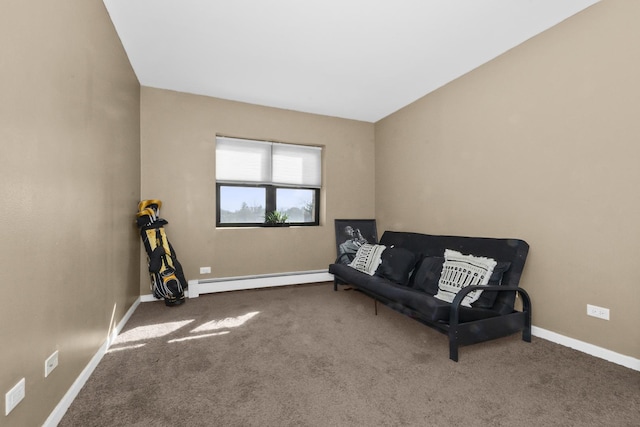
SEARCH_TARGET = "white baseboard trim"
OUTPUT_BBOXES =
[532,326,640,371]
[140,290,194,302]
[43,297,142,427]
[186,270,333,298]
[140,293,160,303]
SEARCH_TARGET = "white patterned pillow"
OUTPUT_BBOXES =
[349,244,386,275]
[434,249,497,307]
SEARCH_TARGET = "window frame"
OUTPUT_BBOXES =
[216,183,320,227]
[216,135,324,228]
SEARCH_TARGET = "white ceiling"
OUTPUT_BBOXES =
[103,0,599,122]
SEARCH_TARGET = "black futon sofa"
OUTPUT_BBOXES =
[329,231,531,361]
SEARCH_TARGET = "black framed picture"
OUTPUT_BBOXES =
[334,219,378,264]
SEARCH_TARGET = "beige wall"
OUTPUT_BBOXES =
[375,0,639,359]
[140,87,375,292]
[0,1,140,426]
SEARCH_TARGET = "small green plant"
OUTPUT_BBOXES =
[264,210,289,225]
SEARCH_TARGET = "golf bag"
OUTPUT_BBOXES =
[136,200,187,306]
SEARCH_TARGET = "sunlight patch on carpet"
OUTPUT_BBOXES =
[107,343,146,353]
[116,320,195,344]
[191,311,260,333]
[168,331,231,343]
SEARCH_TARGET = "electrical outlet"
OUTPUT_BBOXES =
[199,266,211,274]
[5,378,25,415]
[587,304,610,320]
[45,351,59,377]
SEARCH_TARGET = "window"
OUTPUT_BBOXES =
[216,136,321,227]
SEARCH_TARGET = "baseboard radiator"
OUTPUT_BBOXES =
[186,269,334,298]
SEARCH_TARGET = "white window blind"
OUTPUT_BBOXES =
[216,137,322,188]
[216,137,271,184]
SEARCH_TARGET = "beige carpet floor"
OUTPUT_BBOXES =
[60,283,639,426]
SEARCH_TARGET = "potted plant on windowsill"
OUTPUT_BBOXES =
[264,210,289,227]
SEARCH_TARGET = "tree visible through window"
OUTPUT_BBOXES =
[218,186,265,223]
